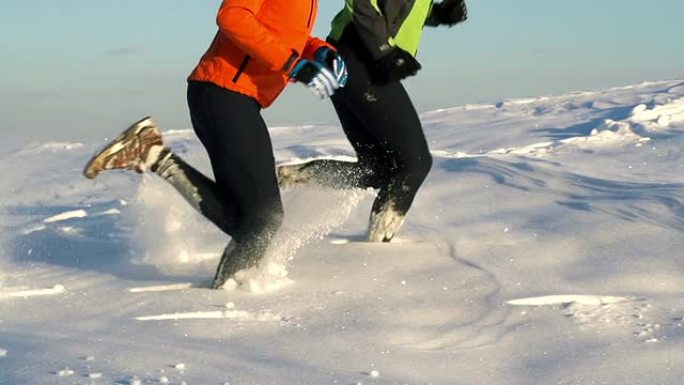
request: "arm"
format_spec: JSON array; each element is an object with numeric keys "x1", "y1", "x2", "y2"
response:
[
  {"x1": 348, "y1": 0, "x2": 421, "y2": 83},
  {"x1": 350, "y1": 0, "x2": 393, "y2": 60},
  {"x1": 217, "y1": 0, "x2": 299, "y2": 72},
  {"x1": 302, "y1": 37, "x2": 335, "y2": 60}
]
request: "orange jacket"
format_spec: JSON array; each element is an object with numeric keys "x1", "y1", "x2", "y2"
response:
[{"x1": 188, "y1": 0, "x2": 331, "y2": 108}]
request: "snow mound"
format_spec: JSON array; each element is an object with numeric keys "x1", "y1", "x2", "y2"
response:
[{"x1": 600, "y1": 97, "x2": 684, "y2": 136}]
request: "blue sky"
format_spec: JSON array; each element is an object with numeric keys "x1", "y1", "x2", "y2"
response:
[{"x1": 1, "y1": 0, "x2": 683, "y2": 146}]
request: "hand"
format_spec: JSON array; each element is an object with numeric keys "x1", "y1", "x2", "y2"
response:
[
  {"x1": 431, "y1": 0, "x2": 468, "y2": 27},
  {"x1": 289, "y1": 59, "x2": 341, "y2": 99},
  {"x1": 373, "y1": 47, "x2": 422, "y2": 83},
  {"x1": 313, "y1": 47, "x2": 348, "y2": 88}
]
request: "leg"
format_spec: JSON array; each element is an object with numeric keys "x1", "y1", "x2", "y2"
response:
[
  {"x1": 332, "y1": 34, "x2": 433, "y2": 241},
  {"x1": 185, "y1": 82, "x2": 284, "y2": 288},
  {"x1": 83, "y1": 116, "x2": 243, "y2": 235},
  {"x1": 353, "y1": 84, "x2": 432, "y2": 241},
  {"x1": 277, "y1": 51, "x2": 394, "y2": 191},
  {"x1": 276, "y1": 100, "x2": 381, "y2": 189},
  {"x1": 84, "y1": 82, "x2": 284, "y2": 288},
  {"x1": 153, "y1": 151, "x2": 244, "y2": 235}
]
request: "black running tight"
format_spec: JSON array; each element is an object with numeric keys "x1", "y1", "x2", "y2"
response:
[
  {"x1": 155, "y1": 81, "x2": 283, "y2": 280},
  {"x1": 282, "y1": 26, "x2": 432, "y2": 219}
]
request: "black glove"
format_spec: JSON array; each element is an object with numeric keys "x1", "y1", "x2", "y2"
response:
[
  {"x1": 373, "y1": 47, "x2": 422, "y2": 83},
  {"x1": 430, "y1": 0, "x2": 468, "y2": 27}
]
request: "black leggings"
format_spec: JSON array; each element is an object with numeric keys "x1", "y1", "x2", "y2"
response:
[
  {"x1": 156, "y1": 81, "x2": 283, "y2": 282},
  {"x1": 282, "y1": 27, "x2": 432, "y2": 218}
]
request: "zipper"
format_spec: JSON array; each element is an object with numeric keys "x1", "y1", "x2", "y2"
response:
[
  {"x1": 232, "y1": 55, "x2": 251, "y2": 83},
  {"x1": 307, "y1": 0, "x2": 314, "y2": 28}
]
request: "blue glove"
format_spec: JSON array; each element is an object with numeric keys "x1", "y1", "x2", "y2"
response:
[
  {"x1": 313, "y1": 47, "x2": 348, "y2": 88},
  {"x1": 289, "y1": 59, "x2": 340, "y2": 99}
]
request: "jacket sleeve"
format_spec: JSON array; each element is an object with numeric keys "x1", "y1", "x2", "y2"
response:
[
  {"x1": 302, "y1": 37, "x2": 335, "y2": 60},
  {"x1": 350, "y1": 0, "x2": 393, "y2": 60},
  {"x1": 217, "y1": 0, "x2": 300, "y2": 72},
  {"x1": 424, "y1": 1, "x2": 439, "y2": 27}
]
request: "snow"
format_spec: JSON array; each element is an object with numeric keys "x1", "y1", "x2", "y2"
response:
[
  {"x1": 134, "y1": 308, "x2": 283, "y2": 322},
  {"x1": 128, "y1": 283, "x2": 194, "y2": 293},
  {"x1": 56, "y1": 368, "x2": 75, "y2": 377},
  {"x1": 42, "y1": 209, "x2": 88, "y2": 224},
  {"x1": 1, "y1": 80, "x2": 683, "y2": 384},
  {"x1": 0, "y1": 284, "x2": 66, "y2": 299}
]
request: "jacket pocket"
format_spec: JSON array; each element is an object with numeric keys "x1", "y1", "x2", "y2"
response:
[{"x1": 232, "y1": 55, "x2": 251, "y2": 83}]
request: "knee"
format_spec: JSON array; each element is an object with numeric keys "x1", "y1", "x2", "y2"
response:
[
  {"x1": 418, "y1": 152, "x2": 433, "y2": 178},
  {"x1": 405, "y1": 150, "x2": 432, "y2": 182}
]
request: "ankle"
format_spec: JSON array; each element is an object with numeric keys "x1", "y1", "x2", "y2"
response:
[{"x1": 150, "y1": 147, "x2": 172, "y2": 173}]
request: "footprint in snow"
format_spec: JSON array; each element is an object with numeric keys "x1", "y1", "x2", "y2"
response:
[{"x1": 506, "y1": 294, "x2": 673, "y2": 341}]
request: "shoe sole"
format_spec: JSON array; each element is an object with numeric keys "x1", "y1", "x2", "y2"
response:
[{"x1": 83, "y1": 116, "x2": 158, "y2": 179}]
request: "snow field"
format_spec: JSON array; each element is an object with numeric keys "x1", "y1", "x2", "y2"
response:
[{"x1": 0, "y1": 80, "x2": 682, "y2": 384}]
